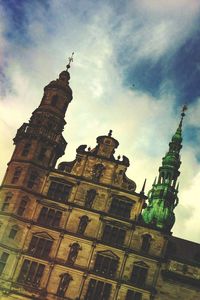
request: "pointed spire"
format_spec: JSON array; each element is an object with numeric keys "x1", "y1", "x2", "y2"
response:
[
  {"x1": 142, "y1": 108, "x2": 187, "y2": 232},
  {"x1": 140, "y1": 178, "x2": 147, "y2": 194}
]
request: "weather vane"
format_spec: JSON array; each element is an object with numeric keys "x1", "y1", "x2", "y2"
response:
[
  {"x1": 181, "y1": 104, "x2": 188, "y2": 117},
  {"x1": 66, "y1": 52, "x2": 74, "y2": 70}
]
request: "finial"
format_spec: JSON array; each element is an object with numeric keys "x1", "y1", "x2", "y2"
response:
[
  {"x1": 108, "y1": 130, "x2": 112, "y2": 137},
  {"x1": 179, "y1": 104, "x2": 187, "y2": 129},
  {"x1": 66, "y1": 52, "x2": 74, "y2": 71},
  {"x1": 140, "y1": 178, "x2": 147, "y2": 194}
]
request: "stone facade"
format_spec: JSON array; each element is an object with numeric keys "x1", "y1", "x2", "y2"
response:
[{"x1": 0, "y1": 67, "x2": 200, "y2": 300}]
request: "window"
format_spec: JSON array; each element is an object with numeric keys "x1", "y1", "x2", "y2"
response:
[
  {"x1": 47, "y1": 181, "x2": 71, "y2": 202},
  {"x1": 102, "y1": 224, "x2": 126, "y2": 246},
  {"x1": 27, "y1": 171, "x2": 38, "y2": 189},
  {"x1": 126, "y1": 290, "x2": 142, "y2": 300},
  {"x1": 57, "y1": 273, "x2": 72, "y2": 297},
  {"x1": 67, "y1": 243, "x2": 81, "y2": 265},
  {"x1": 9, "y1": 225, "x2": 19, "y2": 239},
  {"x1": 11, "y1": 167, "x2": 22, "y2": 184},
  {"x1": 1, "y1": 193, "x2": 12, "y2": 211},
  {"x1": 85, "y1": 279, "x2": 111, "y2": 300},
  {"x1": 22, "y1": 143, "x2": 31, "y2": 156},
  {"x1": 77, "y1": 215, "x2": 89, "y2": 235},
  {"x1": 51, "y1": 95, "x2": 58, "y2": 106},
  {"x1": 38, "y1": 147, "x2": 47, "y2": 161},
  {"x1": 93, "y1": 252, "x2": 118, "y2": 278},
  {"x1": 17, "y1": 259, "x2": 45, "y2": 287},
  {"x1": 16, "y1": 197, "x2": 28, "y2": 216},
  {"x1": 85, "y1": 189, "x2": 96, "y2": 208},
  {"x1": 28, "y1": 235, "x2": 53, "y2": 258},
  {"x1": 130, "y1": 262, "x2": 148, "y2": 287},
  {"x1": 141, "y1": 234, "x2": 151, "y2": 253},
  {"x1": 0, "y1": 252, "x2": 9, "y2": 275},
  {"x1": 38, "y1": 207, "x2": 62, "y2": 227},
  {"x1": 109, "y1": 197, "x2": 132, "y2": 218}
]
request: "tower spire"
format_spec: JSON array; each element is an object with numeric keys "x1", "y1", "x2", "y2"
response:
[{"x1": 142, "y1": 107, "x2": 187, "y2": 232}]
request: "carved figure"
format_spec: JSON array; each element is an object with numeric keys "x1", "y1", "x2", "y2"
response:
[
  {"x1": 85, "y1": 189, "x2": 96, "y2": 208},
  {"x1": 77, "y1": 215, "x2": 89, "y2": 235},
  {"x1": 67, "y1": 242, "x2": 81, "y2": 265},
  {"x1": 57, "y1": 273, "x2": 72, "y2": 297}
]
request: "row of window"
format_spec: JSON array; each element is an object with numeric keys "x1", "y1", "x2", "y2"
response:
[
  {"x1": 21, "y1": 143, "x2": 47, "y2": 161},
  {"x1": 8, "y1": 174, "x2": 134, "y2": 220},
  {"x1": 16, "y1": 258, "x2": 143, "y2": 299},
  {"x1": 11, "y1": 167, "x2": 38, "y2": 189},
  {"x1": 1, "y1": 195, "x2": 152, "y2": 252}
]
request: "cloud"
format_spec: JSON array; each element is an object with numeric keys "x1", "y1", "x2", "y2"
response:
[{"x1": 0, "y1": 0, "x2": 200, "y2": 242}]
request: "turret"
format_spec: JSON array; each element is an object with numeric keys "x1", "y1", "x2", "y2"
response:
[
  {"x1": 142, "y1": 106, "x2": 187, "y2": 232},
  {"x1": 1, "y1": 54, "x2": 74, "y2": 189}
]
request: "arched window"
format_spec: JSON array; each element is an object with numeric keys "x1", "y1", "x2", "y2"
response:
[
  {"x1": 27, "y1": 171, "x2": 38, "y2": 189},
  {"x1": 93, "y1": 251, "x2": 119, "y2": 278},
  {"x1": 22, "y1": 143, "x2": 31, "y2": 156},
  {"x1": 67, "y1": 242, "x2": 81, "y2": 265},
  {"x1": 57, "y1": 273, "x2": 72, "y2": 297},
  {"x1": 85, "y1": 189, "x2": 96, "y2": 208},
  {"x1": 130, "y1": 261, "x2": 148, "y2": 287},
  {"x1": 77, "y1": 215, "x2": 90, "y2": 235},
  {"x1": 8, "y1": 225, "x2": 19, "y2": 239},
  {"x1": 11, "y1": 167, "x2": 22, "y2": 184},
  {"x1": 92, "y1": 164, "x2": 105, "y2": 182},
  {"x1": 1, "y1": 193, "x2": 12, "y2": 211},
  {"x1": 51, "y1": 95, "x2": 58, "y2": 107},
  {"x1": 141, "y1": 234, "x2": 152, "y2": 253},
  {"x1": 16, "y1": 196, "x2": 28, "y2": 216},
  {"x1": 28, "y1": 233, "x2": 53, "y2": 258}
]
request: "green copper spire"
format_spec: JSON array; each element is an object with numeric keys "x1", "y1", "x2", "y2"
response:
[{"x1": 142, "y1": 106, "x2": 187, "y2": 232}]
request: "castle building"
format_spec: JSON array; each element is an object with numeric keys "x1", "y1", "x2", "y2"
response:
[{"x1": 0, "y1": 63, "x2": 200, "y2": 300}]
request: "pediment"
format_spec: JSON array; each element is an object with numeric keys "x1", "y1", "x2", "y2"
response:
[
  {"x1": 97, "y1": 250, "x2": 119, "y2": 260},
  {"x1": 134, "y1": 260, "x2": 148, "y2": 268},
  {"x1": 33, "y1": 231, "x2": 54, "y2": 240}
]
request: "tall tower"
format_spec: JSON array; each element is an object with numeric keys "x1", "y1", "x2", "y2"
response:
[
  {"x1": 0, "y1": 60, "x2": 73, "y2": 295},
  {"x1": 142, "y1": 106, "x2": 187, "y2": 232}
]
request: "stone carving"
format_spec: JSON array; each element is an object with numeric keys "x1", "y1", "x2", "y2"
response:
[
  {"x1": 57, "y1": 273, "x2": 72, "y2": 297},
  {"x1": 77, "y1": 215, "x2": 90, "y2": 235},
  {"x1": 67, "y1": 242, "x2": 81, "y2": 265}
]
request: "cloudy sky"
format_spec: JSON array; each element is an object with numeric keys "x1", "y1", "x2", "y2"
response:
[{"x1": 1, "y1": 0, "x2": 200, "y2": 243}]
